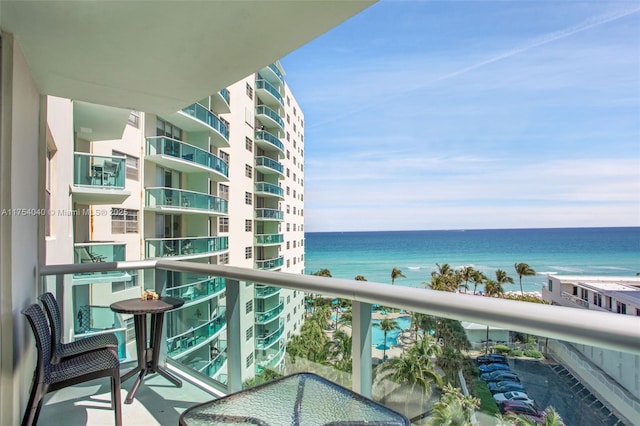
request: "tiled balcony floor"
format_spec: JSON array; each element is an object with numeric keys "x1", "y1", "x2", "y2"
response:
[{"x1": 40, "y1": 365, "x2": 216, "y2": 426}]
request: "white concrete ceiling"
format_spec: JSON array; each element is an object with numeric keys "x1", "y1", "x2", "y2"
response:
[{"x1": 1, "y1": 0, "x2": 374, "y2": 114}]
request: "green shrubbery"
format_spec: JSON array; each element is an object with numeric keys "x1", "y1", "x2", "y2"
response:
[
  {"x1": 524, "y1": 349, "x2": 543, "y2": 359},
  {"x1": 472, "y1": 379, "x2": 500, "y2": 415},
  {"x1": 510, "y1": 349, "x2": 523, "y2": 357},
  {"x1": 491, "y1": 344, "x2": 511, "y2": 354}
]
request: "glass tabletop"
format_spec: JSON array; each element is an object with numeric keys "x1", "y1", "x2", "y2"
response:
[{"x1": 180, "y1": 372, "x2": 409, "y2": 426}]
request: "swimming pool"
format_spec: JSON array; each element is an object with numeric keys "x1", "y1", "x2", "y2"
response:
[{"x1": 372, "y1": 316, "x2": 412, "y2": 347}]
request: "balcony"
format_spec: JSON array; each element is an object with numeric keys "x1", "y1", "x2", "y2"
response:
[
  {"x1": 162, "y1": 103, "x2": 229, "y2": 147},
  {"x1": 255, "y1": 130, "x2": 284, "y2": 155},
  {"x1": 145, "y1": 236, "x2": 228, "y2": 259},
  {"x1": 256, "y1": 321, "x2": 284, "y2": 350},
  {"x1": 256, "y1": 79, "x2": 284, "y2": 107},
  {"x1": 72, "y1": 242, "x2": 130, "y2": 284},
  {"x1": 255, "y1": 234, "x2": 284, "y2": 246},
  {"x1": 255, "y1": 256, "x2": 284, "y2": 270},
  {"x1": 256, "y1": 343, "x2": 286, "y2": 374},
  {"x1": 165, "y1": 277, "x2": 226, "y2": 303},
  {"x1": 255, "y1": 285, "x2": 280, "y2": 298},
  {"x1": 167, "y1": 308, "x2": 227, "y2": 359},
  {"x1": 260, "y1": 63, "x2": 284, "y2": 87},
  {"x1": 146, "y1": 137, "x2": 229, "y2": 181},
  {"x1": 255, "y1": 298, "x2": 284, "y2": 324},
  {"x1": 255, "y1": 208, "x2": 283, "y2": 221},
  {"x1": 146, "y1": 187, "x2": 228, "y2": 216},
  {"x1": 71, "y1": 153, "x2": 131, "y2": 204},
  {"x1": 255, "y1": 156, "x2": 284, "y2": 175},
  {"x1": 255, "y1": 182, "x2": 284, "y2": 198},
  {"x1": 38, "y1": 260, "x2": 640, "y2": 426},
  {"x1": 256, "y1": 105, "x2": 284, "y2": 129},
  {"x1": 210, "y1": 89, "x2": 231, "y2": 114}
]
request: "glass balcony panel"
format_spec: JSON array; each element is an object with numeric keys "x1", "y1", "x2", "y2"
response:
[
  {"x1": 145, "y1": 236, "x2": 229, "y2": 258},
  {"x1": 167, "y1": 308, "x2": 227, "y2": 358},
  {"x1": 146, "y1": 187, "x2": 228, "y2": 214},
  {"x1": 255, "y1": 257, "x2": 284, "y2": 270},
  {"x1": 165, "y1": 277, "x2": 226, "y2": 302},
  {"x1": 255, "y1": 208, "x2": 284, "y2": 221},
  {"x1": 256, "y1": 343, "x2": 286, "y2": 373},
  {"x1": 268, "y1": 63, "x2": 284, "y2": 82},
  {"x1": 256, "y1": 105, "x2": 284, "y2": 128},
  {"x1": 73, "y1": 153, "x2": 126, "y2": 189},
  {"x1": 255, "y1": 234, "x2": 284, "y2": 246},
  {"x1": 255, "y1": 156, "x2": 284, "y2": 174},
  {"x1": 255, "y1": 285, "x2": 281, "y2": 298},
  {"x1": 255, "y1": 130, "x2": 284, "y2": 152},
  {"x1": 219, "y1": 89, "x2": 230, "y2": 106},
  {"x1": 256, "y1": 79, "x2": 284, "y2": 105},
  {"x1": 256, "y1": 321, "x2": 284, "y2": 349},
  {"x1": 146, "y1": 137, "x2": 229, "y2": 177},
  {"x1": 181, "y1": 102, "x2": 229, "y2": 141},
  {"x1": 255, "y1": 298, "x2": 284, "y2": 323},
  {"x1": 255, "y1": 182, "x2": 284, "y2": 197}
]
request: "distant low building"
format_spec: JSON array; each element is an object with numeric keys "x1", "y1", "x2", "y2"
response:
[{"x1": 461, "y1": 322, "x2": 510, "y2": 350}]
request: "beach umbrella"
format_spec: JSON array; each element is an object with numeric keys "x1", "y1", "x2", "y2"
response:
[
  {"x1": 376, "y1": 344, "x2": 390, "y2": 350},
  {"x1": 331, "y1": 299, "x2": 339, "y2": 305}
]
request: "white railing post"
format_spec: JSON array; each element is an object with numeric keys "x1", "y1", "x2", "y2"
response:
[
  {"x1": 352, "y1": 301, "x2": 372, "y2": 397},
  {"x1": 225, "y1": 279, "x2": 242, "y2": 393}
]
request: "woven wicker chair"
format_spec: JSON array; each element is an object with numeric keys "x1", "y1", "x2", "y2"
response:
[
  {"x1": 21, "y1": 304, "x2": 122, "y2": 426},
  {"x1": 39, "y1": 292, "x2": 119, "y2": 363}
]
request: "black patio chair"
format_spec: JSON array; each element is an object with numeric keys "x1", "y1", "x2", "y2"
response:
[
  {"x1": 39, "y1": 292, "x2": 119, "y2": 363},
  {"x1": 21, "y1": 303, "x2": 122, "y2": 426}
]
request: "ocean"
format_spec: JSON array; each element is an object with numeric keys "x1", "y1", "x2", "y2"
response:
[{"x1": 303, "y1": 227, "x2": 640, "y2": 294}]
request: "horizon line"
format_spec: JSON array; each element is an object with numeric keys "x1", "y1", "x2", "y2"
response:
[{"x1": 304, "y1": 225, "x2": 640, "y2": 234}]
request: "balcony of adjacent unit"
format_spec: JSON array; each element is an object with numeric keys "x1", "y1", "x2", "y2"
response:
[
  {"x1": 256, "y1": 105, "x2": 284, "y2": 130},
  {"x1": 256, "y1": 79, "x2": 284, "y2": 108},
  {"x1": 71, "y1": 153, "x2": 131, "y2": 204},
  {"x1": 162, "y1": 103, "x2": 229, "y2": 147},
  {"x1": 255, "y1": 130, "x2": 285, "y2": 157},
  {"x1": 255, "y1": 233, "x2": 284, "y2": 247},
  {"x1": 256, "y1": 342, "x2": 286, "y2": 374},
  {"x1": 210, "y1": 89, "x2": 231, "y2": 114},
  {"x1": 167, "y1": 308, "x2": 227, "y2": 359},
  {"x1": 255, "y1": 156, "x2": 284, "y2": 177},
  {"x1": 254, "y1": 285, "x2": 281, "y2": 298},
  {"x1": 165, "y1": 277, "x2": 226, "y2": 304},
  {"x1": 255, "y1": 208, "x2": 284, "y2": 221},
  {"x1": 145, "y1": 187, "x2": 228, "y2": 216},
  {"x1": 146, "y1": 137, "x2": 229, "y2": 181},
  {"x1": 254, "y1": 182, "x2": 284, "y2": 199},
  {"x1": 259, "y1": 63, "x2": 285, "y2": 87},
  {"x1": 145, "y1": 236, "x2": 229, "y2": 259},
  {"x1": 255, "y1": 298, "x2": 284, "y2": 324},
  {"x1": 204, "y1": 340, "x2": 228, "y2": 378},
  {"x1": 256, "y1": 319, "x2": 284, "y2": 350},
  {"x1": 72, "y1": 242, "x2": 131, "y2": 285},
  {"x1": 74, "y1": 305, "x2": 128, "y2": 360},
  {"x1": 255, "y1": 256, "x2": 284, "y2": 270}
]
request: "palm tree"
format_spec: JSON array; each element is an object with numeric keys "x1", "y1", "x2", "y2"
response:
[
  {"x1": 471, "y1": 270, "x2": 486, "y2": 295},
  {"x1": 354, "y1": 275, "x2": 367, "y2": 281},
  {"x1": 484, "y1": 279, "x2": 504, "y2": 297},
  {"x1": 457, "y1": 266, "x2": 475, "y2": 293},
  {"x1": 514, "y1": 262, "x2": 536, "y2": 296},
  {"x1": 329, "y1": 330, "x2": 352, "y2": 372},
  {"x1": 391, "y1": 267, "x2": 406, "y2": 285},
  {"x1": 428, "y1": 384, "x2": 479, "y2": 426},
  {"x1": 378, "y1": 317, "x2": 399, "y2": 361},
  {"x1": 502, "y1": 406, "x2": 565, "y2": 425},
  {"x1": 312, "y1": 268, "x2": 332, "y2": 277}
]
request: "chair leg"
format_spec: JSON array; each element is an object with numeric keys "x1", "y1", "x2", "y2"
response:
[
  {"x1": 21, "y1": 376, "x2": 42, "y2": 426},
  {"x1": 112, "y1": 373, "x2": 122, "y2": 426}
]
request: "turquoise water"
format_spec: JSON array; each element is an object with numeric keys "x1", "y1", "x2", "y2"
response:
[
  {"x1": 305, "y1": 227, "x2": 640, "y2": 294},
  {"x1": 372, "y1": 316, "x2": 412, "y2": 347}
]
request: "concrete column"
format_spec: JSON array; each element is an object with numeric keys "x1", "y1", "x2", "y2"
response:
[{"x1": 352, "y1": 301, "x2": 372, "y2": 397}]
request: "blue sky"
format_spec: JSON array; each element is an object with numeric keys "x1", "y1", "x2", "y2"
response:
[{"x1": 280, "y1": 1, "x2": 640, "y2": 232}]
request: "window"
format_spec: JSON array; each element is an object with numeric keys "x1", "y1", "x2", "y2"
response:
[
  {"x1": 287, "y1": 295, "x2": 291, "y2": 303},
  {"x1": 219, "y1": 217, "x2": 229, "y2": 232},
  {"x1": 548, "y1": 279, "x2": 553, "y2": 291},
  {"x1": 287, "y1": 96, "x2": 290, "y2": 106},
  {"x1": 219, "y1": 150, "x2": 230, "y2": 163},
  {"x1": 245, "y1": 247, "x2": 252, "y2": 259},
  {"x1": 219, "y1": 184, "x2": 229, "y2": 200},
  {"x1": 219, "y1": 253, "x2": 229, "y2": 264},
  {"x1": 286, "y1": 187, "x2": 290, "y2": 195},
  {"x1": 245, "y1": 192, "x2": 252, "y2": 205},
  {"x1": 286, "y1": 132, "x2": 290, "y2": 141},
  {"x1": 112, "y1": 271, "x2": 139, "y2": 292},
  {"x1": 286, "y1": 168, "x2": 290, "y2": 177},
  {"x1": 293, "y1": 107, "x2": 297, "y2": 116},
  {"x1": 246, "y1": 300, "x2": 253, "y2": 314},
  {"x1": 111, "y1": 209, "x2": 138, "y2": 233},
  {"x1": 245, "y1": 164, "x2": 253, "y2": 178},
  {"x1": 246, "y1": 327, "x2": 254, "y2": 341},
  {"x1": 287, "y1": 259, "x2": 290, "y2": 267},
  {"x1": 128, "y1": 111, "x2": 140, "y2": 128},
  {"x1": 246, "y1": 353, "x2": 254, "y2": 368},
  {"x1": 286, "y1": 223, "x2": 290, "y2": 232},
  {"x1": 286, "y1": 150, "x2": 290, "y2": 159},
  {"x1": 286, "y1": 242, "x2": 290, "y2": 250},
  {"x1": 245, "y1": 137, "x2": 253, "y2": 152},
  {"x1": 156, "y1": 118, "x2": 183, "y2": 140},
  {"x1": 286, "y1": 114, "x2": 290, "y2": 124},
  {"x1": 245, "y1": 220, "x2": 252, "y2": 232},
  {"x1": 246, "y1": 83, "x2": 253, "y2": 99},
  {"x1": 286, "y1": 204, "x2": 290, "y2": 214},
  {"x1": 287, "y1": 313, "x2": 291, "y2": 322},
  {"x1": 294, "y1": 306, "x2": 297, "y2": 314},
  {"x1": 113, "y1": 150, "x2": 139, "y2": 181},
  {"x1": 293, "y1": 241, "x2": 297, "y2": 248},
  {"x1": 293, "y1": 123, "x2": 297, "y2": 132}
]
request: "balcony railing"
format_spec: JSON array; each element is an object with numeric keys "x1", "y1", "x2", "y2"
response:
[
  {"x1": 561, "y1": 291, "x2": 589, "y2": 308},
  {"x1": 255, "y1": 234, "x2": 284, "y2": 246},
  {"x1": 165, "y1": 277, "x2": 226, "y2": 302},
  {"x1": 181, "y1": 102, "x2": 229, "y2": 141},
  {"x1": 255, "y1": 130, "x2": 284, "y2": 153},
  {"x1": 145, "y1": 236, "x2": 228, "y2": 258},
  {"x1": 255, "y1": 298, "x2": 284, "y2": 323},
  {"x1": 268, "y1": 63, "x2": 284, "y2": 82},
  {"x1": 256, "y1": 343, "x2": 286, "y2": 373},
  {"x1": 254, "y1": 285, "x2": 280, "y2": 298},
  {"x1": 167, "y1": 308, "x2": 227, "y2": 357},
  {"x1": 256, "y1": 257, "x2": 284, "y2": 270},
  {"x1": 39, "y1": 259, "x2": 640, "y2": 424},
  {"x1": 146, "y1": 187, "x2": 228, "y2": 215},
  {"x1": 256, "y1": 79, "x2": 284, "y2": 105},
  {"x1": 146, "y1": 137, "x2": 229, "y2": 178},
  {"x1": 73, "y1": 153, "x2": 126, "y2": 189},
  {"x1": 255, "y1": 208, "x2": 283, "y2": 221},
  {"x1": 256, "y1": 321, "x2": 284, "y2": 349},
  {"x1": 73, "y1": 242, "x2": 129, "y2": 283},
  {"x1": 256, "y1": 105, "x2": 284, "y2": 128},
  {"x1": 255, "y1": 156, "x2": 284, "y2": 174},
  {"x1": 219, "y1": 89, "x2": 230, "y2": 106},
  {"x1": 255, "y1": 182, "x2": 284, "y2": 198}
]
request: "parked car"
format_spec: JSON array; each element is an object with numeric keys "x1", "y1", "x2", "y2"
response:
[
  {"x1": 489, "y1": 380, "x2": 526, "y2": 394},
  {"x1": 501, "y1": 400, "x2": 545, "y2": 421},
  {"x1": 478, "y1": 363, "x2": 510, "y2": 373},
  {"x1": 494, "y1": 391, "x2": 535, "y2": 406},
  {"x1": 480, "y1": 371, "x2": 520, "y2": 383},
  {"x1": 476, "y1": 354, "x2": 508, "y2": 364}
]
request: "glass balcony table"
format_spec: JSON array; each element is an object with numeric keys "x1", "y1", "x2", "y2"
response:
[
  {"x1": 110, "y1": 296, "x2": 184, "y2": 404},
  {"x1": 179, "y1": 372, "x2": 409, "y2": 425}
]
